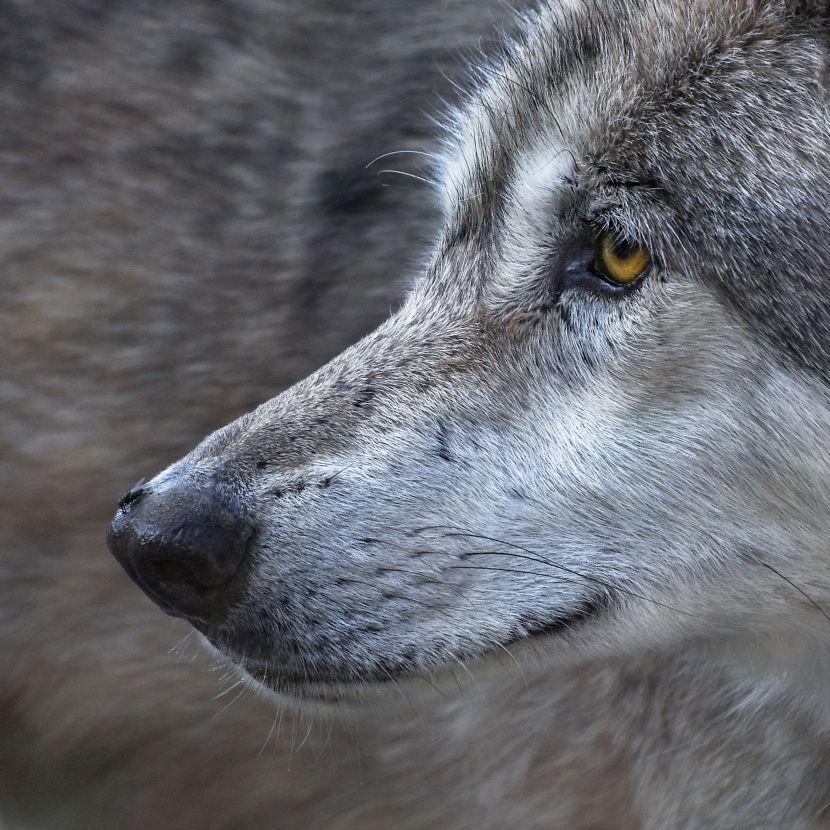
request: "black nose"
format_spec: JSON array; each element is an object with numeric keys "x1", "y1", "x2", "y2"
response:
[{"x1": 107, "y1": 479, "x2": 254, "y2": 625}]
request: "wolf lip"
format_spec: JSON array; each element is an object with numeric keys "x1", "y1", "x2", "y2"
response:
[{"x1": 196, "y1": 591, "x2": 608, "y2": 697}]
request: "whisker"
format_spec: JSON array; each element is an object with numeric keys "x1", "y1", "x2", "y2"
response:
[
  {"x1": 483, "y1": 68, "x2": 569, "y2": 145},
  {"x1": 324, "y1": 464, "x2": 353, "y2": 484},
  {"x1": 210, "y1": 679, "x2": 244, "y2": 701},
  {"x1": 376, "y1": 590, "x2": 458, "y2": 618},
  {"x1": 419, "y1": 670, "x2": 450, "y2": 700},
  {"x1": 288, "y1": 705, "x2": 302, "y2": 763},
  {"x1": 311, "y1": 720, "x2": 336, "y2": 765},
  {"x1": 331, "y1": 572, "x2": 471, "y2": 616},
  {"x1": 757, "y1": 559, "x2": 830, "y2": 625},
  {"x1": 383, "y1": 565, "x2": 476, "y2": 607},
  {"x1": 275, "y1": 703, "x2": 285, "y2": 748},
  {"x1": 416, "y1": 524, "x2": 697, "y2": 618},
  {"x1": 449, "y1": 562, "x2": 580, "y2": 581},
  {"x1": 369, "y1": 540, "x2": 476, "y2": 607},
  {"x1": 296, "y1": 718, "x2": 316, "y2": 752},
  {"x1": 376, "y1": 168, "x2": 434, "y2": 186},
  {"x1": 168, "y1": 631, "x2": 194, "y2": 657},
  {"x1": 494, "y1": 641, "x2": 529, "y2": 691},
  {"x1": 365, "y1": 149, "x2": 439, "y2": 169},
  {"x1": 259, "y1": 707, "x2": 281, "y2": 757},
  {"x1": 211, "y1": 684, "x2": 248, "y2": 717}
]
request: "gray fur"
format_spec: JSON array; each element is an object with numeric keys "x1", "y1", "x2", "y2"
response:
[
  {"x1": 135, "y1": 0, "x2": 830, "y2": 825},
  {"x1": 9, "y1": 0, "x2": 830, "y2": 828}
]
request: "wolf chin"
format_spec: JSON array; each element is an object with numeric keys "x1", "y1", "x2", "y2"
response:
[{"x1": 107, "y1": 0, "x2": 830, "y2": 826}]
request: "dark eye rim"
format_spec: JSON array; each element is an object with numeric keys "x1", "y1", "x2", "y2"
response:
[
  {"x1": 553, "y1": 224, "x2": 656, "y2": 303},
  {"x1": 587, "y1": 257, "x2": 652, "y2": 290}
]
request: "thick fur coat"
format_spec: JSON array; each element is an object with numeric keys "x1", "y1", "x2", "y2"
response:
[{"x1": 10, "y1": 1, "x2": 830, "y2": 828}]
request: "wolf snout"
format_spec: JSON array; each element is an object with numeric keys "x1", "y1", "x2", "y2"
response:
[{"x1": 106, "y1": 480, "x2": 254, "y2": 625}]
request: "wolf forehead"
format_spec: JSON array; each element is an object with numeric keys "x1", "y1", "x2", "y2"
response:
[
  {"x1": 444, "y1": 0, "x2": 827, "y2": 204},
  {"x1": 440, "y1": 0, "x2": 830, "y2": 379}
]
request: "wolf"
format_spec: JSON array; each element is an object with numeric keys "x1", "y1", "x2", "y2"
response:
[
  {"x1": 0, "y1": 1, "x2": 529, "y2": 828},
  {"x1": 103, "y1": 0, "x2": 830, "y2": 826}
]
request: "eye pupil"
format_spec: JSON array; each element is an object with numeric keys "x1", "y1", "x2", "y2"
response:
[{"x1": 609, "y1": 238, "x2": 639, "y2": 259}]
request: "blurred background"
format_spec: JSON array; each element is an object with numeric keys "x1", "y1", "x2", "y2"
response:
[{"x1": 0, "y1": 1, "x2": 521, "y2": 827}]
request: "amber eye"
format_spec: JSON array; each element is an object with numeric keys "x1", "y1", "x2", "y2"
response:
[{"x1": 591, "y1": 224, "x2": 651, "y2": 286}]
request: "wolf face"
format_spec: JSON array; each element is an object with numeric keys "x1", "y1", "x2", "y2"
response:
[{"x1": 109, "y1": 0, "x2": 830, "y2": 710}]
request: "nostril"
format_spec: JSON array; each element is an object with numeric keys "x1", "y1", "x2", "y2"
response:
[{"x1": 118, "y1": 479, "x2": 147, "y2": 511}]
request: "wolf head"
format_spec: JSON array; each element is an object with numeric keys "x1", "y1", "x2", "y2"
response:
[{"x1": 109, "y1": 0, "x2": 830, "y2": 702}]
